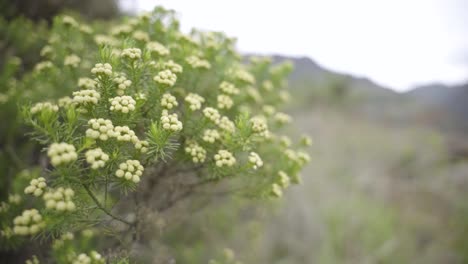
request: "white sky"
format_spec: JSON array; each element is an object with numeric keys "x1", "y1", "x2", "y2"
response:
[{"x1": 120, "y1": 0, "x2": 468, "y2": 91}]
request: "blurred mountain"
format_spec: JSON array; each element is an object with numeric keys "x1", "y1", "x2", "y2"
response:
[{"x1": 273, "y1": 55, "x2": 468, "y2": 136}]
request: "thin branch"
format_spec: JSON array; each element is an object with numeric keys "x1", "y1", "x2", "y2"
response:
[{"x1": 82, "y1": 184, "x2": 133, "y2": 226}]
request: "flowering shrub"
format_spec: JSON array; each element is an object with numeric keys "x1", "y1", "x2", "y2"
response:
[{"x1": 0, "y1": 7, "x2": 310, "y2": 263}]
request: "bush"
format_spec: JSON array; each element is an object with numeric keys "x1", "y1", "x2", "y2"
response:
[{"x1": 0, "y1": 7, "x2": 310, "y2": 262}]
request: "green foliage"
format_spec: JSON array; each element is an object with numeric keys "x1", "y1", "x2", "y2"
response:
[{"x1": 0, "y1": 7, "x2": 309, "y2": 262}]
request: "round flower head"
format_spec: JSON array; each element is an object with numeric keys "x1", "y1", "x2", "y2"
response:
[
  {"x1": 86, "y1": 118, "x2": 116, "y2": 141},
  {"x1": 91, "y1": 63, "x2": 112, "y2": 77},
  {"x1": 202, "y1": 129, "x2": 220, "y2": 143},
  {"x1": 146, "y1": 41, "x2": 170, "y2": 56},
  {"x1": 203, "y1": 107, "x2": 221, "y2": 124},
  {"x1": 8, "y1": 194, "x2": 21, "y2": 204},
  {"x1": 114, "y1": 126, "x2": 139, "y2": 143},
  {"x1": 262, "y1": 105, "x2": 276, "y2": 116},
  {"x1": 154, "y1": 69, "x2": 177, "y2": 87},
  {"x1": 64, "y1": 54, "x2": 81, "y2": 67},
  {"x1": 85, "y1": 148, "x2": 109, "y2": 169},
  {"x1": 160, "y1": 110, "x2": 183, "y2": 132},
  {"x1": 34, "y1": 61, "x2": 53, "y2": 72},
  {"x1": 185, "y1": 142, "x2": 206, "y2": 163},
  {"x1": 13, "y1": 209, "x2": 45, "y2": 236},
  {"x1": 185, "y1": 56, "x2": 211, "y2": 69},
  {"x1": 72, "y1": 253, "x2": 91, "y2": 264},
  {"x1": 109, "y1": 95, "x2": 136, "y2": 113},
  {"x1": 94, "y1": 35, "x2": 118, "y2": 46},
  {"x1": 62, "y1": 15, "x2": 78, "y2": 27},
  {"x1": 25, "y1": 255, "x2": 40, "y2": 264},
  {"x1": 274, "y1": 112, "x2": 292, "y2": 124},
  {"x1": 214, "y1": 150, "x2": 236, "y2": 167},
  {"x1": 163, "y1": 60, "x2": 183, "y2": 73},
  {"x1": 161, "y1": 93, "x2": 178, "y2": 109},
  {"x1": 113, "y1": 74, "x2": 131, "y2": 95},
  {"x1": 121, "y1": 48, "x2": 142, "y2": 60},
  {"x1": 40, "y1": 45, "x2": 53, "y2": 57},
  {"x1": 248, "y1": 152, "x2": 263, "y2": 170},
  {"x1": 30, "y1": 102, "x2": 59, "y2": 114},
  {"x1": 132, "y1": 30, "x2": 150, "y2": 42},
  {"x1": 47, "y1": 143, "x2": 77, "y2": 166},
  {"x1": 217, "y1": 94, "x2": 233, "y2": 109},
  {"x1": 218, "y1": 116, "x2": 235, "y2": 133},
  {"x1": 24, "y1": 177, "x2": 47, "y2": 197},
  {"x1": 279, "y1": 136, "x2": 292, "y2": 147},
  {"x1": 271, "y1": 183, "x2": 283, "y2": 198},
  {"x1": 134, "y1": 140, "x2": 149, "y2": 153},
  {"x1": 43, "y1": 187, "x2": 76, "y2": 212},
  {"x1": 234, "y1": 68, "x2": 256, "y2": 84},
  {"x1": 79, "y1": 24, "x2": 93, "y2": 34},
  {"x1": 72, "y1": 89, "x2": 100, "y2": 105},
  {"x1": 278, "y1": 171, "x2": 291, "y2": 188},
  {"x1": 115, "y1": 160, "x2": 144, "y2": 183},
  {"x1": 250, "y1": 116, "x2": 269, "y2": 137},
  {"x1": 185, "y1": 93, "x2": 205, "y2": 111},
  {"x1": 58, "y1": 96, "x2": 73, "y2": 108},
  {"x1": 78, "y1": 77, "x2": 97, "y2": 90},
  {"x1": 219, "y1": 81, "x2": 239, "y2": 95},
  {"x1": 111, "y1": 24, "x2": 132, "y2": 36}
]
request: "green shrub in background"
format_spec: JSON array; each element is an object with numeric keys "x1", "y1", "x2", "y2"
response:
[{"x1": 0, "y1": 7, "x2": 310, "y2": 263}]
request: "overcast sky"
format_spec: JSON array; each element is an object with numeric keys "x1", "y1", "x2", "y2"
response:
[{"x1": 120, "y1": 0, "x2": 468, "y2": 91}]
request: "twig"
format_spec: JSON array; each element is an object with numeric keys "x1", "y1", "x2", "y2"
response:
[{"x1": 82, "y1": 184, "x2": 133, "y2": 226}]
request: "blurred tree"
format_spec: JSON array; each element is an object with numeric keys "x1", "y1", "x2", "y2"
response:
[{"x1": 0, "y1": 0, "x2": 119, "y2": 21}]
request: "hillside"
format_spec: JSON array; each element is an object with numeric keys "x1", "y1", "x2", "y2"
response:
[{"x1": 276, "y1": 55, "x2": 468, "y2": 136}]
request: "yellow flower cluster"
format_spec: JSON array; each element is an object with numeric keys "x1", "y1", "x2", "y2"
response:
[
  {"x1": 112, "y1": 74, "x2": 131, "y2": 95},
  {"x1": 109, "y1": 95, "x2": 136, "y2": 113},
  {"x1": 185, "y1": 93, "x2": 205, "y2": 111},
  {"x1": 185, "y1": 142, "x2": 206, "y2": 163},
  {"x1": 134, "y1": 140, "x2": 149, "y2": 153},
  {"x1": 34, "y1": 61, "x2": 53, "y2": 72},
  {"x1": 218, "y1": 116, "x2": 235, "y2": 133},
  {"x1": 133, "y1": 30, "x2": 150, "y2": 42},
  {"x1": 86, "y1": 118, "x2": 115, "y2": 140},
  {"x1": 115, "y1": 160, "x2": 144, "y2": 183},
  {"x1": 30, "y1": 102, "x2": 59, "y2": 114},
  {"x1": 24, "y1": 177, "x2": 47, "y2": 197},
  {"x1": 163, "y1": 60, "x2": 183, "y2": 73},
  {"x1": 85, "y1": 148, "x2": 109, "y2": 169},
  {"x1": 72, "y1": 89, "x2": 100, "y2": 105},
  {"x1": 161, "y1": 110, "x2": 183, "y2": 132},
  {"x1": 202, "y1": 129, "x2": 220, "y2": 143},
  {"x1": 203, "y1": 107, "x2": 221, "y2": 124},
  {"x1": 154, "y1": 69, "x2": 177, "y2": 87},
  {"x1": 217, "y1": 95, "x2": 233, "y2": 109},
  {"x1": 91, "y1": 63, "x2": 113, "y2": 77},
  {"x1": 43, "y1": 187, "x2": 76, "y2": 211},
  {"x1": 64, "y1": 54, "x2": 81, "y2": 67},
  {"x1": 274, "y1": 112, "x2": 292, "y2": 124},
  {"x1": 78, "y1": 77, "x2": 97, "y2": 89},
  {"x1": 47, "y1": 143, "x2": 78, "y2": 166},
  {"x1": 161, "y1": 93, "x2": 178, "y2": 109},
  {"x1": 214, "y1": 150, "x2": 236, "y2": 167},
  {"x1": 219, "y1": 81, "x2": 239, "y2": 95},
  {"x1": 121, "y1": 48, "x2": 142, "y2": 60},
  {"x1": 146, "y1": 41, "x2": 170, "y2": 56},
  {"x1": 71, "y1": 251, "x2": 104, "y2": 264},
  {"x1": 114, "y1": 125, "x2": 139, "y2": 142},
  {"x1": 13, "y1": 209, "x2": 45, "y2": 235},
  {"x1": 250, "y1": 116, "x2": 269, "y2": 137},
  {"x1": 186, "y1": 55, "x2": 211, "y2": 69},
  {"x1": 248, "y1": 152, "x2": 263, "y2": 170}
]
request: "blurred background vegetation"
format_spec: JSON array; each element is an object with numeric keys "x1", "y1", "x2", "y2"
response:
[{"x1": 2, "y1": 1, "x2": 468, "y2": 263}]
